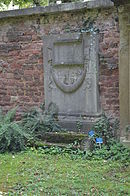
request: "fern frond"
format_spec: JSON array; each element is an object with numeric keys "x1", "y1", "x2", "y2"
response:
[
  {"x1": 4, "y1": 107, "x2": 17, "y2": 123},
  {"x1": 0, "y1": 107, "x2": 31, "y2": 153}
]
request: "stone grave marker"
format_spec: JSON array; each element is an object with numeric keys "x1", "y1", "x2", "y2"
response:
[{"x1": 43, "y1": 32, "x2": 101, "y2": 131}]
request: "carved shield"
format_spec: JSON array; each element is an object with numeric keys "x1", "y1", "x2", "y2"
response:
[{"x1": 51, "y1": 38, "x2": 86, "y2": 93}]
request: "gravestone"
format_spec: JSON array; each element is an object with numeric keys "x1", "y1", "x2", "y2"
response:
[{"x1": 43, "y1": 32, "x2": 101, "y2": 131}]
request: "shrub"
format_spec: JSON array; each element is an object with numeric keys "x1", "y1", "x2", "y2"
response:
[
  {"x1": 93, "y1": 113, "x2": 119, "y2": 144},
  {"x1": 87, "y1": 114, "x2": 130, "y2": 161},
  {"x1": 22, "y1": 103, "x2": 61, "y2": 139},
  {"x1": 0, "y1": 107, "x2": 30, "y2": 153}
]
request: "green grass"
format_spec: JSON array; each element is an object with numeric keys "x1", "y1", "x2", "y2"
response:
[{"x1": 0, "y1": 149, "x2": 129, "y2": 195}]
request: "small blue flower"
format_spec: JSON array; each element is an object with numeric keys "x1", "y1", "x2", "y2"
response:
[
  {"x1": 96, "y1": 138, "x2": 103, "y2": 144},
  {"x1": 88, "y1": 130, "x2": 95, "y2": 137}
]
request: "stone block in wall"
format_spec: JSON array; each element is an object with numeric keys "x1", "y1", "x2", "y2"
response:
[{"x1": 43, "y1": 32, "x2": 101, "y2": 131}]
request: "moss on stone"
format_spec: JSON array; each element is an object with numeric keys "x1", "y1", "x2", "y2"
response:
[{"x1": 38, "y1": 131, "x2": 88, "y2": 144}]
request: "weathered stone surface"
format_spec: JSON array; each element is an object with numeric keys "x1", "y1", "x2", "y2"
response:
[
  {"x1": 118, "y1": 3, "x2": 130, "y2": 145},
  {"x1": 43, "y1": 32, "x2": 101, "y2": 130},
  {"x1": 0, "y1": 1, "x2": 114, "y2": 20},
  {"x1": 38, "y1": 132, "x2": 87, "y2": 144}
]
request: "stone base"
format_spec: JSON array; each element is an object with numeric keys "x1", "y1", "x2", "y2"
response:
[
  {"x1": 120, "y1": 137, "x2": 130, "y2": 148},
  {"x1": 58, "y1": 113, "x2": 101, "y2": 132}
]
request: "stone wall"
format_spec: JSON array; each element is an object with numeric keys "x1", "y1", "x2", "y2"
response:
[{"x1": 0, "y1": 1, "x2": 119, "y2": 118}]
